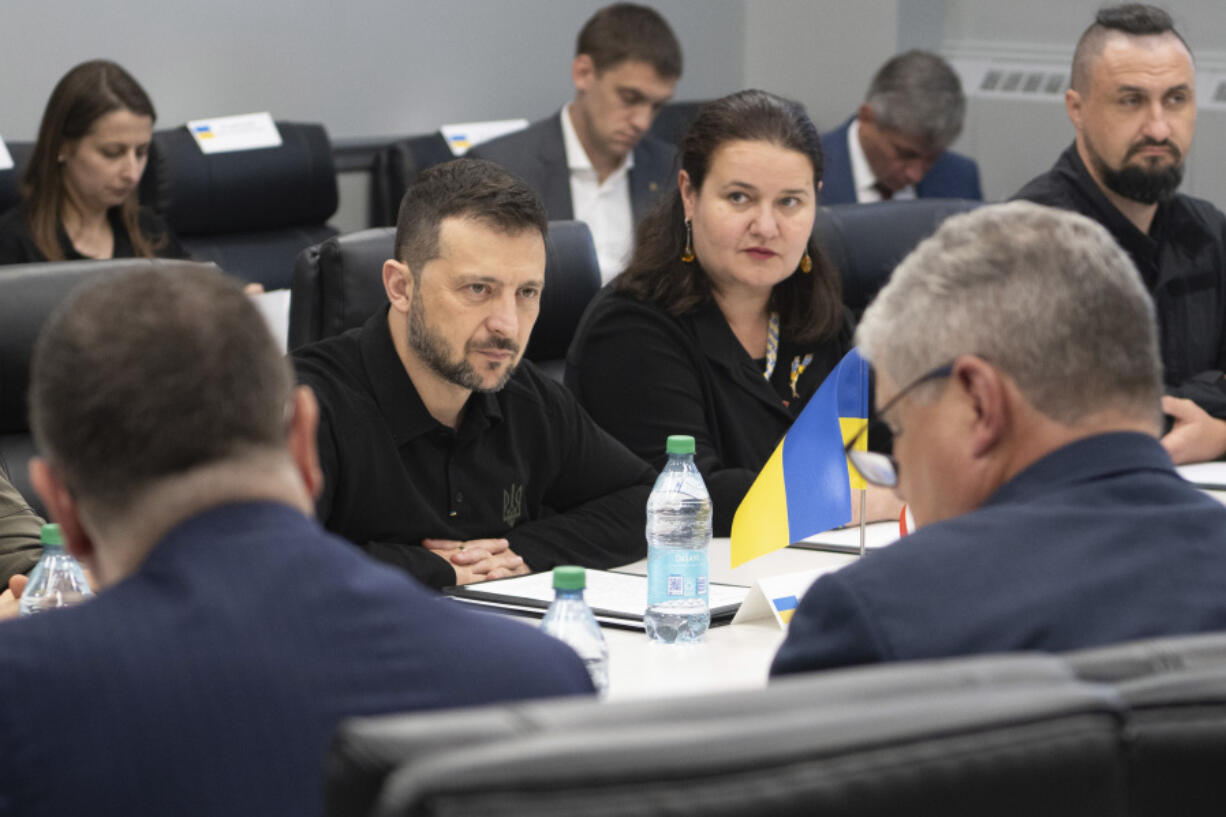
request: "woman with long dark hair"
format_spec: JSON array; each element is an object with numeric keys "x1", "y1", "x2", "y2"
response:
[
  {"x1": 0, "y1": 60, "x2": 185, "y2": 263},
  {"x1": 566, "y1": 89, "x2": 898, "y2": 535}
]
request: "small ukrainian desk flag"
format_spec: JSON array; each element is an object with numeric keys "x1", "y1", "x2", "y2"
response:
[{"x1": 731, "y1": 347, "x2": 870, "y2": 567}]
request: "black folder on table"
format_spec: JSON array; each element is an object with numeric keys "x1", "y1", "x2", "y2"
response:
[{"x1": 445, "y1": 570, "x2": 749, "y2": 631}]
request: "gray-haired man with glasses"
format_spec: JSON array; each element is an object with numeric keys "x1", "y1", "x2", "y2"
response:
[{"x1": 772, "y1": 201, "x2": 1226, "y2": 675}]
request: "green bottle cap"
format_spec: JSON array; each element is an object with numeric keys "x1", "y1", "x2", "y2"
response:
[
  {"x1": 666, "y1": 435, "x2": 696, "y2": 455},
  {"x1": 40, "y1": 523, "x2": 63, "y2": 546},
  {"x1": 552, "y1": 565, "x2": 586, "y2": 591}
]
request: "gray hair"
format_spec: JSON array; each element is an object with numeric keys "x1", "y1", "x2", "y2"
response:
[
  {"x1": 865, "y1": 50, "x2": 966, "y2": 152},
  {"x1": 857, "y1": 201, "x2": 1162, "y2": 425}
]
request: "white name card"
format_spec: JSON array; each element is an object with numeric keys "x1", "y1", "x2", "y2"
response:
[
  {"x1": 186, "y1": 112, "x2": 282, "y2": 155},
  {"x1": 440, "y1": 118, "x2": 529, "y2": 156},
  {"x1": 732, "y1": 568, "x2": 825, "y2": 628},
  {"x1": 0, "y1": 136, "x2": 13, "y2": 171}
]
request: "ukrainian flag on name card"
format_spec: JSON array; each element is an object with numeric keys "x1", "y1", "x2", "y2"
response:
[
  {"x1": 730, "y1": 347, "x2": 870, "y2": 567},
  {"x1": 193, "y1": 124, "x2": 214, "y2": 139}
]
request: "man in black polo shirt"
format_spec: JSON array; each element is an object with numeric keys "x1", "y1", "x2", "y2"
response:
[
  {"x1": 293, "y1": 160, "x2": 655, "y2": 589},
  {"x1": 1014, "y1": 3, "x2": 1226, "y2": 464}
]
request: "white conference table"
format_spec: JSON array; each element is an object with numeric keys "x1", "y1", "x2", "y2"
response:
[
  {"x1": 583, "y1": 470, "x2": 1224, "y2": 702},
  {"x1": 598, "y1": 529, "x2": 886, "y2": 702}
]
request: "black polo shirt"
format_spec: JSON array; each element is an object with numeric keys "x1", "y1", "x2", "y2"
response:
[
  {"x1": 1014, "y1": 144, "x2": 1226, "y2": 416},
  {"x1": 292, "y1": 307, "x2": 656, "y2": 589}
]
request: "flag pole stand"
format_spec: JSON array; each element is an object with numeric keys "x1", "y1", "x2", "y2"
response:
[{"x1": 858, "y1": 489, "x2": 867, "y2": 557}]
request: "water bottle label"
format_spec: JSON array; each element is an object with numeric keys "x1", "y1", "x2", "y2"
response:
[{"x1": 648, "y1": 547, "x2": 708, "y2": 606}]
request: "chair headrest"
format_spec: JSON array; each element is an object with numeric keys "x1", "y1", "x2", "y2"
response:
[
  {"x1": 0, "y1": 258, "x2": 221, "y2": 432},
  {"x1": 815, "y1": 198, "x2": 982, "y2": 313},
  {"x1": 142, "y1": 121, "x2": 338, "y2": 236},
  {"x1": 289, "y1": 221, "x2": 600, "y2": 363}
]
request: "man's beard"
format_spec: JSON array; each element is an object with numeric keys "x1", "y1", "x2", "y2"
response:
[
  {"x1": 408, "y1": 296, "x2": 519, "y2": 393},
  {"x1": 1089, "y1": 136, "x2": 1184, "y2": 205}
]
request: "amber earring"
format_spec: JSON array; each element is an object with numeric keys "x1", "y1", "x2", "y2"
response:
[
  {"x1": 681, "y1": 219, "x2": 695, "y2": 263},
  {"x1": 799, "y1": 251, "x2": 812, "y2": 274}
]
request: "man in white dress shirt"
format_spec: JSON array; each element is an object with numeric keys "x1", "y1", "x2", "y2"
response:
[
  {"x1": 820, "y1": 50, "x2": 982, "y2": 205},
  {"x1": 471, "y1": 3, "x2": 682, "y2": 281}
]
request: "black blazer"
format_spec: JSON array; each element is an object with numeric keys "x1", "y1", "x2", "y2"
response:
[
  {"x1": 565, "y1": 287, "x2": 852, "y2": 535},
  {"x1": 470, "y1": 112, "x2": 676, "y2": 224}
]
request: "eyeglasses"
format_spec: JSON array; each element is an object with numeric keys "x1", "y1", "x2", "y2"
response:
[{"x1": 844, "y1": 363, "x2": 953, "y2": 488}]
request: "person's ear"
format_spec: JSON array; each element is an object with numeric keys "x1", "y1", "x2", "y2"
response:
[
  {"x1": 679, "y1": 169, "x2": 697, "y2": 221},
  {"x1": 954, "y1": 357, "x2": 1008, "y2": 459},
  {"x1": 572, "y1": 54, "x2": 596, "y2": 93},
  {"x1": 286, "y1": 386, "x2": 323, "y2": 501},
  {"x1": 1065, "y1": 88, "x2": 1084, "y2": 131},
  {"x1": 856, "y1": 103, "x2": 876, "y2": 129},
  {"x1": 29, "y1": 458, "x2": 97, "y2": 567},
  {"x1": 383, "y1": 259, "x2": 414, "y2": 314}
]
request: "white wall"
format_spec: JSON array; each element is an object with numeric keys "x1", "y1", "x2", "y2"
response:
[
  {"x1": 938, "y1": 0, "x2": 1226, "y2": 206},
  {"x1": 0, "y1": 0, "x2": 744, "y2": 142},
  {"x1": 743, "y1": 0, "x2": 899, "y2": 134},
  {"x1": 6, "y1": 1, "x2": 1226, "y2": 216}
]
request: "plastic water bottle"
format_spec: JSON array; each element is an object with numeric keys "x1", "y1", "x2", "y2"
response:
[
  {"x1": 540, "y1": 566, "x2": 609, "y2": 695},
  {"x1": 18, "y1": 523, "x2": 94, "y2": 617},
  {"x1": 645, "y1": 434, "x2": 712, "y2": 643}
]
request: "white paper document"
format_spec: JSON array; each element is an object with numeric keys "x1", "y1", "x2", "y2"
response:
[
  {"x1": 792, "y1": 520, "x2": 901, "y2": 554},
  {"x1": 446, "y1": 569, "x2": 749, "y2": 629},
  {"x1": 187, "y1": 112, "x2": 282, "y2": 155},
  {"x1": 0, "y1": 136, "x2": 13, "y2": 171},
  {"x1": 1177, "y1": 462, "x2": 1226, "y2": 490},
  {"x1": 249, "y1": 288, "x2": 291, "y2": 353}
]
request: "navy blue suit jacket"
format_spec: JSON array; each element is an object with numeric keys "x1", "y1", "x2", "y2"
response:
[
  {"x1": 819, "y1": 118, "x2": 982, "y2": 205},
  {"x1": 772, "y1": 433, "x2": 1226, "y2": 675},
  {"x1": 470, "y1": 111, "x2": 676, "y2": 224},
  {"x1": 0, "y1": 502, "x2": 592, "y2": 817}
]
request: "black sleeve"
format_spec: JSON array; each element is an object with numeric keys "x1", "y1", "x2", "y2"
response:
[
  {"x1": 568, "y1": 303, "x2": 754, "y2": 535},
  {"x1": 769, "y1": 572, "x2": 890, "y2": 676},
  {"x1": 309, "y1": 383, "x2": 458, "y2": 589},
  {"x1": 505, "y1": 379, "x2": 656, "y2": 572},
  {"x1": 1164, "y1": 217, "x2": 1226, "y2": 419},
  {"x1": 1166, "y1": 372, "x2": 1226, "y2": 419}
]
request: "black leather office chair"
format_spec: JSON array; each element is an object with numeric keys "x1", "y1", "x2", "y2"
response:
[
  {"x1": 1063, "y1": 632, "x2": 1226, "y2": 817},
  {"x1": 140, "y1": 121, "x2": 339, "y2": 290},
  {"x1": 815, "y1": 199, "x2": 983, "y2": 317},
  {"x1": 289, "y1": 220, "x2": 599, "y2": 381},
  {"x1": 0, "y1": 258, "x2": 220, "y2": 514},
  {"x1": 325, "y1": 652, "x2": 1126, "y2": 817},
  {"x1": 0, "y1": 141, "x2": 33, "y2": 215},
  {"x1": 368, "y1": 133, "x2": 455, "y2": 228},
  {"x1": 647, "y1": 100, "x2": 708, "y2": 149}
]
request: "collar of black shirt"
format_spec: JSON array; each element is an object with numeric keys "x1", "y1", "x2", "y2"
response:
[
  {"x1": 1056, "y1": 143, "x2": 1168, "y2": 257},
  {"x1": 359, "y1": 307, "x2": 504, "y2": 446}
]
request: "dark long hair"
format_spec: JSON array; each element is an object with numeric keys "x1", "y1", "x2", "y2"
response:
[
  {"x1": 22, "y1": 60, "x2": 158, "y2": 261},
  {"x1": 617, "y1": 89, "x2": 842, "y2": 344}
]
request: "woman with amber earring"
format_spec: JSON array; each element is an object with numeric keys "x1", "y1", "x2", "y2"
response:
[
  {"x1": 565, "y1": 90, "x2": 899, "y2": 535},
  {"x1": 0, "y1": 60, "x2": 187, "y2": 264}
]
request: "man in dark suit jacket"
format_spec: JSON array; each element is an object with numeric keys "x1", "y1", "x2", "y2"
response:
[
  {"x1": 0, "y1": 266, "x2": 592, "y2": 817},
  {"x1": 819, "y1": 51, "x2": 982, "y2": 205},
  {"x1": 471, "y1": 3, "x2": 681, "y2": 281},
  {"x1": 771, "y1": 201, "x2": 1226, "y2": 676}
]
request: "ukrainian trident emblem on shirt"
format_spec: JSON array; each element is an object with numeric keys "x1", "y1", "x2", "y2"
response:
[{"x1": 503, "y1": 483, "x2": 524, "y2": 528}]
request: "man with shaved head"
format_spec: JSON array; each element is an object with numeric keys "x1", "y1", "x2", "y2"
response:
[{"x1": 1015, "y1": 4, "x2": 1226, "y2": 464}]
